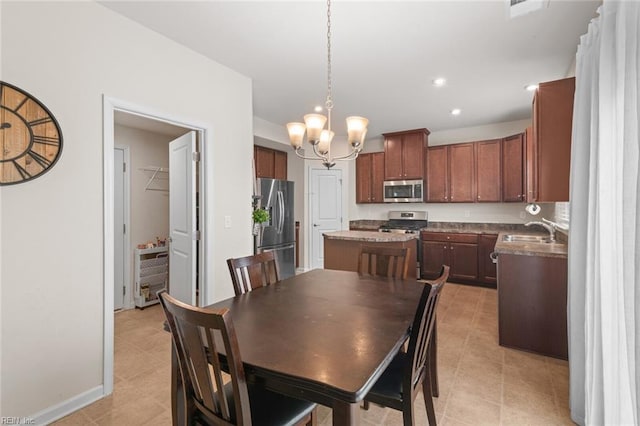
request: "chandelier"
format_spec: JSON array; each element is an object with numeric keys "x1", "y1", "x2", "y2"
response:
[{"x1": 286, "y1": 0, "x2": 369, "y2": 169}]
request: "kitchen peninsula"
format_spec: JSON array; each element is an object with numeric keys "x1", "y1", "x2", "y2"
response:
[{"x1": 323, "y1": 231, "x2": 418, "y2": 278}]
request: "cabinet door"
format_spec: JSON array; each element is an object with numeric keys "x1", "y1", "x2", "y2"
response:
[
  {"x1": 426, "y1": 146, "x2": 448, "y2": 202},
  {"x1": 449, "y1": 242, "x2": 479, "y2": 281},
  {"x1": 356, "y1": 154, "x2": 372, "y2": 203},
  {"x1": 421, "y1": 240, "x2": 448, "y2": 280},
  {"x1": 254, "y1": 146, "x2": 273, "y2": 178},
  {"x1": 384, "y1": 134, "x2": 404, "y2": 180},
  {"x1": 478, "y1": 234, "x2": 498, "y2": 285},
  {"x1": 402, "y1": 132, "x2": 424, "y2": 179},
  {"x1": 502, "y1": 133, "x2": 525, "y2": 202},
  {"x1": 274, "y1": 150, "x2": 287, "y2": 180},
  {"x1": 525, "y1": 125, "x2": 537, "y2": 202},
  {"x1": 449, "y1": 143, "x2": 475, "y2": 202},
  {"x1": 476, "y1": 139, "x2": 502, "y2": 202},
  {"x1": 370, "y1": 152, "x2": 385, "y2": 203},
  {"x1": 535, "y1": 77, "x2": 575, "y2": 202}
]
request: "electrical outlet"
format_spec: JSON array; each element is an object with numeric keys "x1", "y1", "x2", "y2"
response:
[
  {"x1": 519, "y1": 211, "x2": 526, "y2": 219},
  {"x1": 464, "y1": 210, "x2": 470, "y2": 218},
  {"x1": 224, "y1": 215, "x2": 232, "y2": 228}
]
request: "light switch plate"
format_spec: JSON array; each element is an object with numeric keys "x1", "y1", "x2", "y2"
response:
[{"x1": 224, "y1": 215, "x2": 232, "y2": 228}]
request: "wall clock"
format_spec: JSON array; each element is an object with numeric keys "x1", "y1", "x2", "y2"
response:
[{"x1": 0, "y1": 81, "x2": 63, "y2": 185}]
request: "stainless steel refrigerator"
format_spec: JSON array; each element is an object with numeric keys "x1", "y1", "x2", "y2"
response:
[{"x1": 255, "y1": 178, "x2": 295, "y2": 279}]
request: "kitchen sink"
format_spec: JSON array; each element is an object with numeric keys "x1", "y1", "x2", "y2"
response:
[{"x1": 502, "y1": 234, "x2": 553, "y2": 243}]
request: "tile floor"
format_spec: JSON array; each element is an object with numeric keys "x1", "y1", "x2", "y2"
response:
[{"x1": 53, "y1": 282, "x2": 573, "y2": 425}]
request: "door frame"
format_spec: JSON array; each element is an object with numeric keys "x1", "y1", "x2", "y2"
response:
[
  {"x1": 305, "y1": 163, "x2": 348, "y2": 270},
  {"x1": 113, "y1": 145, "x2": 132, "y2": 310},
  {"x1": 102, "y1": 95, "x2": 209, "y2": 396}
]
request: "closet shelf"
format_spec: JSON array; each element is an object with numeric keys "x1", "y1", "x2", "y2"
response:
[{"x1": 140, "y1": 166, "x2": 169, "y2": 192}]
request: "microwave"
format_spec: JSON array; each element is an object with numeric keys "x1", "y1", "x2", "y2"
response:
[{"x1": 383, "y1": 180, "x2": 423, "y2": 203}]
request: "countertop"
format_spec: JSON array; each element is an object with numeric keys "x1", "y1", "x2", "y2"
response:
[
  {"x1": 323, "y1": 230, "x2": 418, "y2": 242},
  {"x1": 494, "y1": 231, "x2": 568, "y2": 258}
]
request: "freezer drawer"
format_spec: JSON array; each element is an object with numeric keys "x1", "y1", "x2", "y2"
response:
[{"x1": 259, "y1": 244, "x2": 295, "y2": 280}]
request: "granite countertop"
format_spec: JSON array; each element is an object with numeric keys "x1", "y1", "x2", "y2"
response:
[
  {"x1": 323, "y1": 230, "x2": 418, "y2": 242},
  {"x1": 421, "y1": 222, "x2": 533, "y2": 234},
  {"x1": 494, "y1": 231, "x2": 568, "y2": 258}
]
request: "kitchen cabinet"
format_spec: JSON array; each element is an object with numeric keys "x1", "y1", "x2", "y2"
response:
[
  {"x1": 528, "y1": 77, "x2": 575, "y2": 202},
  {"x1": 475, "y1": 139, "x2": 502, "y2": 202},
  {"x1": 478, "y1": 234, "x2": 498, "y2": 285},
  {"x1": 421, "y1": 232, "x2": 478, "y2": 282},
  {"x1": 502, "y1": 133, "x2": 525, "y2": 202},
  {"x1": 254, "y1": 145, "x2": 287, "y2": 180},
  {"x1": 356, "y1": 152, "x2": 385, "y2": 203},
  {"x1": 383, "y1": 128, "x2": 429, "y2": 180},
  {"x1": 426, "y1": 143, "x2": 476, "y2": 203},
  {"x1": 498, "y1": 253, "x2": 568, "y2": 359}
]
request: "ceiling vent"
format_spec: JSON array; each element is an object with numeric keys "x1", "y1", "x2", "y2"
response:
[{"x1": 507, "y1": 0, "x2": 549, "y2": 18}]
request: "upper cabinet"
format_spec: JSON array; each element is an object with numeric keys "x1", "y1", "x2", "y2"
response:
[
  {"x1": 254, "y1": 145, "x2": 287, "y2": 180},
  {"x1": 502, "y1": 133, "x2": 525, "y2": 202},
  {"x1": 475, "y1": 139, "x2": 501, "y2": 203},
  {"x1": 383, "y1": 129, "x2": 429, "y2": 180},
  {"x1": 529, "y1": 77, "x2": 575, "y2": 202},
  {"x1": 356, "y1": 152, "x2": 385, "y2": 203},
  {"x1": 425, "y1": 145, "x2": 449, "y2": 202},
  {"x1": 449, "y1": 143, "x2": 476, "y2": 202}
]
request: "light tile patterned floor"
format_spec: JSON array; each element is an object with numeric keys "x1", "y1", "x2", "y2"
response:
[{"x1": 53, "y1": 283, "x2": 573, "y2": 425}]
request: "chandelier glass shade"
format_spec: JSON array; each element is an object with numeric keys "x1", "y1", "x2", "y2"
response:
[{"x1": 286, "y1": 0, "x2": 369, "y2": 169}]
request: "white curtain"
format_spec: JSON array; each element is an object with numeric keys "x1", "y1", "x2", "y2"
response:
[{"x1": 568, "y1": 1, "x2": 640, "y2": 425}]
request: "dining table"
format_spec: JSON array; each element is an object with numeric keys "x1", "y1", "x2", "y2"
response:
[{"x1": 170, "y1": 268, "x2": 426, "y2": 426}]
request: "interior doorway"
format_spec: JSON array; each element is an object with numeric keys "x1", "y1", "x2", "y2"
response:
[
  {"x1": 308, "y1": 167, "x2": 343, "y2": 269},
  {"x1": 103, "y1": 96, "x2": 207, "y2": 396}
]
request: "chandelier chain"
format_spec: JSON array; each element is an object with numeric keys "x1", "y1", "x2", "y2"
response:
[{"x1": 326, "y1": 0, "x2": 333, "y2": 113}]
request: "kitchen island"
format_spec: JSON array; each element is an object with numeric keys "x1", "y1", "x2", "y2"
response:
[{"x1": 323, "y1": 231, "x2": 419, "y2": 278}]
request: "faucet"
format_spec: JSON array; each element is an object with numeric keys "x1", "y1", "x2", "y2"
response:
[{"x1": 525, "y1": 220, "x2": 556, "y2": 242}]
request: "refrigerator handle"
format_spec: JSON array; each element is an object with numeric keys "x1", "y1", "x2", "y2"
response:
[{"x1": 277, "y1": 190, "x2": 285, "y2": 234}]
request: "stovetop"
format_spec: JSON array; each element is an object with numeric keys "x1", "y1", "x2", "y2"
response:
[{"x1": 378, "y1": 211, "x2": 428, "y2": 233}]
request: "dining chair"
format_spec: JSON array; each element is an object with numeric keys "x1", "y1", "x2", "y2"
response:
[
  {"x1": 363, "y1": 265, "x2": 450, "y2": 426},
  {"x1": 227, "y1": 251, "x2": 280, "y2": 296},
  {"x1": 357, "y1": 245, "x2": 409, "y2": 279},
  {"x1": 158, "y1": 290, "x2": 317, "y2": 426}
]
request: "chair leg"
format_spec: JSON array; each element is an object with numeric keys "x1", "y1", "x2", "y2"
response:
[
  {"x1": 422, "y1": 375, "x2": 437, "y2": 426},
  {"x1": 362, "y1": 400, "x2": 370, "y2": 410},
  {"x1": 305, "y1": 407, "x2": 318, "y2": 426}
]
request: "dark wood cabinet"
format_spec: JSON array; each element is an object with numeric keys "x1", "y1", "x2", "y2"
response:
[
  {"x1": 356, "y1": 152, "x2": 385, "y2": 203},
  {"x1": 475, "y1": 139, "x2": 502, "y2": 202},
  {"x1": 383, "y1": 129, "x2": 429, "y2": 180},
  {"x1": 420, "y1": 232, "x2": 479, "y2": 283},
  {"x1": 478, "y1": 234, "x2": 498, "y2": 285},
  {"x1": 502, "y1": 133, "x2": 525, "y2": 202},
  {"x1": 529, "y1": 77, "x2": 575, "y2": 202},
  {"x1": 425, "y1": 146, "x2": 449, "y2": 202},
  {"x1": 449, "y1": 143, "x2": 475, "y2": 203},
  {"x1": 254, "y1": 145, "x2": 287, "y2": 180},
  {"x1": 498, "y1": 253, "x2": 568, "y2": 359}
]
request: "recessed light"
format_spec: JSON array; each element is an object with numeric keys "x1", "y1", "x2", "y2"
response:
[
  {"x1": 525, "y1": 84, "x2": 538, "y2": 91},
  {"x1": 433, "y1": 78, "x2": 447, "y2": 87},
  {"x1": 450, "y1": 108, "x2": 462, "y2": 116},
  {"x1": 314, "y1": 105, "x2": 323, "y2": 112}
]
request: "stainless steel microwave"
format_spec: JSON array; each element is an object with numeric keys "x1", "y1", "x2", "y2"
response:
[{"x1": 383, "y1": 180, "x2": 423, "y2": 203}]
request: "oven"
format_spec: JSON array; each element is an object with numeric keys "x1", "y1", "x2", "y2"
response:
[{"x1": 378, "y1": 211, "x2": 428, "y2": 278}]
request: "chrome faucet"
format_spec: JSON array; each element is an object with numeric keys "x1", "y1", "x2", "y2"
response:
[{"x1": 525, "y1": 220, "x2": 556, "y2": 242}]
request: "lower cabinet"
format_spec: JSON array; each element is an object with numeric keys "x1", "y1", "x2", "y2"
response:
[{"x1": 421, "y1": 231, "x2": 497, "y2": 287}]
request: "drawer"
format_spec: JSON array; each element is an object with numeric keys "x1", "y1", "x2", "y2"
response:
[{"x1": 420, "y1": 232, "x2": 478, "y2": 244}]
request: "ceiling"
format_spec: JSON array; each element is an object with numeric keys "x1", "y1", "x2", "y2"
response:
[{"x1": 101, "y1": 0, "x2": 600, "y2": 142}]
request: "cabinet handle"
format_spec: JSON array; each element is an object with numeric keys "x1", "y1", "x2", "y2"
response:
[
  {"x1": 477, "y1": 195, "x2": 481, "y2": 200},
  {"x1": 450, "y1": 246, "x2": 454, "y2": 250}
]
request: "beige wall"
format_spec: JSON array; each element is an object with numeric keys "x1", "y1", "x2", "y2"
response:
[{"x1": 0, "y1": 1, "x2": 253, "y2": 418}]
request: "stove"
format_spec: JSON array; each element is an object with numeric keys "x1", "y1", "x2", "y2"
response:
[{"x1": 378, "y1": 210, "x2": 428, "y2": 233}]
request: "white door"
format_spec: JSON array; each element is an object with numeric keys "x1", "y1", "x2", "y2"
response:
[
  {"x1": 169, "y1": 131, "x2": 197, "y2": 305},
  {"x1": 113, "y1": 148, "x2": 126, "y2": 310},
  {"x1": 310, "y1": 168, "x2": 342, "y2": 269}
]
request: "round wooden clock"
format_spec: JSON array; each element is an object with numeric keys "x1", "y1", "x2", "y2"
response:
[{"x1": 0, "y1": 81, "x2": 63, "y2": 185}]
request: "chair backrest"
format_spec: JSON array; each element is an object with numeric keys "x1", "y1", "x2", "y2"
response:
[
  {"x1": 158, "y1": 290, "x2": 252, "y2": 425},
  {"x1": 227, "y1": 251, "x2": 280, "y2": 296},
  {"x1": 357, "y1": 245, "x2": 409, "y2": 279},
  {"x1": 404, "y1": 265, "x2": 450, "y2": 398}
]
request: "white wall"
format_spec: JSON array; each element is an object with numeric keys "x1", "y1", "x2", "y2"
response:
[
  {"x1": 348, "y1": 119, "x2": 553, "y2": 224},
  {"x1": 0, "y1": 1, "x2": 253, "y2": 418}
]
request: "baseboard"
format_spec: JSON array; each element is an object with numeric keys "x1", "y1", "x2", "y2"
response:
[{"x1": 31, "y1": 385, "x2": 104, "y2": 425}]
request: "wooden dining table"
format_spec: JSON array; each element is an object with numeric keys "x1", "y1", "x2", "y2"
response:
[{"x1": 170, "y1": 268, "x2": 425, "y2": 425}]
